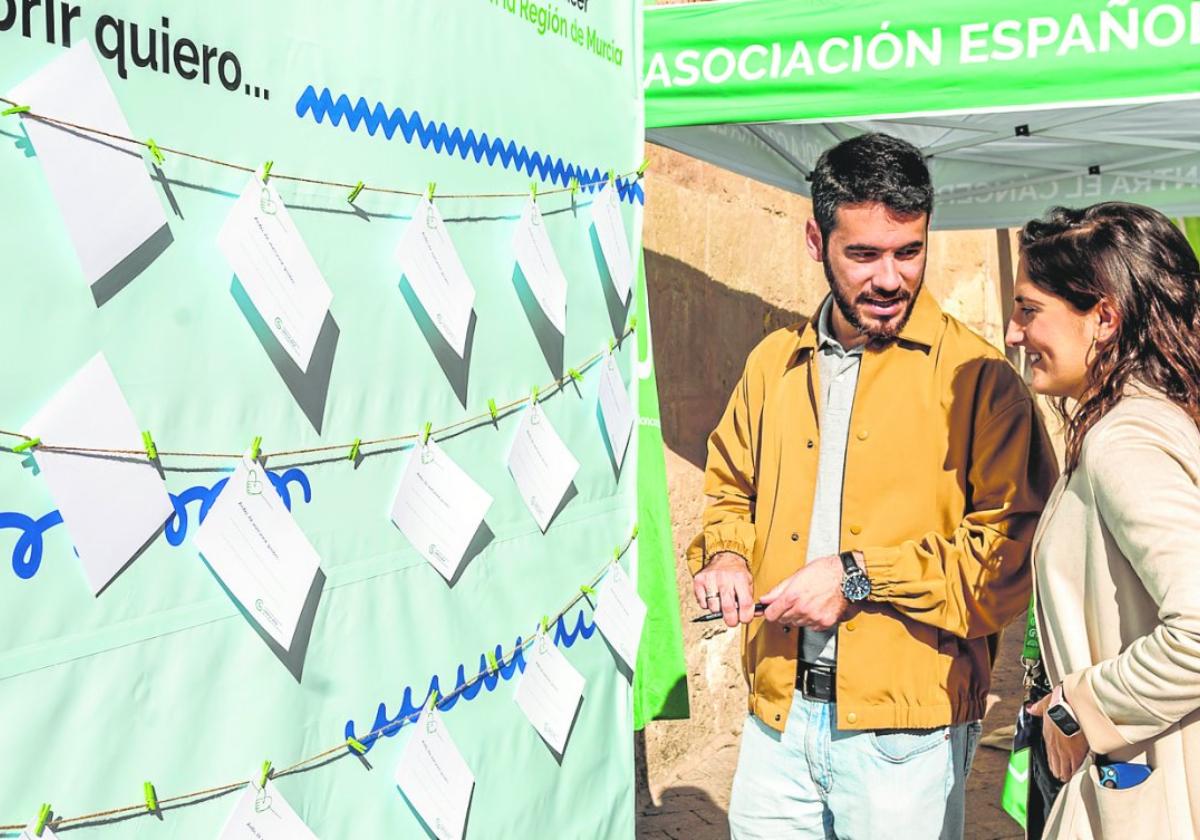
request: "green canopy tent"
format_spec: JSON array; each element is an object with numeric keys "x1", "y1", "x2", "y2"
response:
[{"x1": 644, "y1": 0, "x2": 1200, "y2": 230}]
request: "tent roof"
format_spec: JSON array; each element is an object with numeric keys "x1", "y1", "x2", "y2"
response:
[{"x1": 644, "y1": 0, "x2": 1200, "y2": 229}]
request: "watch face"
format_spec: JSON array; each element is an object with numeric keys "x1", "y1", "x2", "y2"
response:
[
  {"x1": 1047, "y1": 704, "x2": 1081, "y2": 736},
  {"x1": 842, "y1": 573, "x2": 871, "y2": 602}
]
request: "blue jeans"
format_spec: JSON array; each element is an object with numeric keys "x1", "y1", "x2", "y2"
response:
[{"x1": 728, "y1": 691, "x2": 981, "y2": 839}]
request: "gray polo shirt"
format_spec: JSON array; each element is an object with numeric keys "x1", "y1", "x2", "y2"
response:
[{"x1": 802, "y1": 296, "x2": 864, "y2": 666}]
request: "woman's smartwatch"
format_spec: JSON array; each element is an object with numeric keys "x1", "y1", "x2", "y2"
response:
[{"x1": 1046, "y1": 684, "x2": 1082, "y2": 737}]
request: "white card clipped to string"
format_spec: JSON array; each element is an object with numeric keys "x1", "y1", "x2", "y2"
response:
[
  {"x1": 593, "y1": 562, "x2": 647, "y2": 673},
  {"x1": 217, "y1": 171, "x2": 334, "y2": 372},
  {"x1": 597, "y1": 354, "x2": 634, "y2": 470},
  {"x1": 21, "y1": 353, "x2": 173, "y2": 595},
  {"x1": 19, "y1": 820, "x2": 58, "y2": 839},
  {"x1": 395, "y1": 197, "x2": 477, "y2": 357},
  {"x1": 512, "y1": 197, "x2": 568, "y2": 334},
  {"x1": 507, "y1": 404, "x2": 579, "y2": 532},
  {"x1": 218, "y1": 780, "x2": 319, "y2": 840},
  {"x1": 514, "y1": 629, "x2": 586, "y2": 755},
  {"x1": 589, "y1": 180, "x2": 633, "y2": 302},
  {"x1": 390, "y1": 438, "x2": 493, "y2": 583},
  {"x1": 395, "y1": 707, "x2": 475, "y2": 840},
  {"x1": 7, "y1": 41, "x2": 169, "y2": 293},
  {"x1": 193, "y1": 452, "x2": 322, "y2": 651}
]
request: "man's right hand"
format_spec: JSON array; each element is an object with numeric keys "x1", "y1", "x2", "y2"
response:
[{"x1": 692, "y1": 551, "x2": 756, "y2": 628}]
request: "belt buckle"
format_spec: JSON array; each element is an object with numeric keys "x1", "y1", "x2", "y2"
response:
[{"x1": 800, "y1": 664, "x2": 833, "y2": 702}]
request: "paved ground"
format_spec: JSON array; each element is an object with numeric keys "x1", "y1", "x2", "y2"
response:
[{"x1": 637, "y1": 624, "x2": 1026, "y2": 840}]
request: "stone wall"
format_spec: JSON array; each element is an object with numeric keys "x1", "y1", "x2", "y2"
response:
[{"x1": 639, "y1": 141, "x2": 1023, "y2": 779}]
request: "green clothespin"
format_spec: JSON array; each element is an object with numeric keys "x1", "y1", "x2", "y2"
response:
[
  {"x1": 530, "y1": 181, "x2": 539, "y2": 203},
  {"x1": 569, "y1": 176, "x2": 580, "y2": 196},
  {"x1": 261, "y1": 161, "x2": 273, "y2": 184},
  {"x1": 422, "y1": 422, "x2": 432, "y2": 445},
  {"x1": 259, "y1": 759, "x2": 272, "y2": 788},
  {"x1": 580, "y1": 584, "x2": 597, "y2": 597},
  {"x1": 143, "y1": 780, "x2": 158, "y2": 813},
  {"x1": 608, "y1": 337, "x2": 616, "y2": 354},
  {"x1": 613, "y1": 546, "x2": 621, "y2": 562},
  {"x1": 346, "y1": 736, "x2": 368, "y2": 755},
  {"x1": 348, "y1": 438, "x2": 362, "y2": 462},
  {"x1": 567, "y1": 367, "x2": 582, "y2": 383},
  {"x1": 426, "y1": 689, "x2": 440, "y2": 711},
  {"x1": 631, "y1": 522, "x2": 639, "y2": 540},
  {"x1": 33, "y1": 803, "x2": 51, "y2": 837},
  {"x1": 629, "y1": 316, "x2": 638, "y2": 333},
  {"x1": 637, "y1": 157, "x2": 650, "y2": 178},
  {"x1": 487, "y1": 398, "x2": 499, "y2": 422},
  {"x1": 531, "y1": 385, "x2": 540, "y2": 405},
  {"x1": 347, "y1": 180, "x2": 365, "y2": 204},
  {"x1": 13, "y1": 437, "x2": 40, "y2": 453},
  {"x1": 146, "y1": 138, "x2": 165, "y2": 167},
  {"x1": 1, "y1": 104, "x2": 31, "y2": 117},
  {"x1": 607, "y1": 168, "x2": 616, "y2": 186},
  {"x1": 541, "y1": 615, "x2": 550, "y2": 634},
  {"x1": 426, "y1": 181, "x2": 436, "y2": 202},
  {"x1": 486, "y1": 650, "x2": 499, "y2": 673},
  {"x1": 142, "y1": 430, "x2": 158, "y2": 461},
  {"x1": 249, "y1": 435, "x2": 262, "y2": 462}
]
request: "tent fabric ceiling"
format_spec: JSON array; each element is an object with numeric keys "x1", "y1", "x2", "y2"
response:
[{"x1": 648, "y1": 99, "x2": 1200, "y2": 229}]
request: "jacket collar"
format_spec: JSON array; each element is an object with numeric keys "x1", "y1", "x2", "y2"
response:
[{"x1": 789, "y1": 286, "x2": 942, "y2": 367}]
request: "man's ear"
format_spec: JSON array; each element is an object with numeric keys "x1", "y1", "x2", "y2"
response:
[
  {"x1": 805, "y1": 218, "x2": 824, "y2": 263},
  {"x1": 1096, "y1": 297, "x2": 1121, "y2": 345}
]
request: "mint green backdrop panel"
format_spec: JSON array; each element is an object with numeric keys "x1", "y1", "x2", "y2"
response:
[{"x1": 0, "y1": 0, "x2": 643, "y2": 836}]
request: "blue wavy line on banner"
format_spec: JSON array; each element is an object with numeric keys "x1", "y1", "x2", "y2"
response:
[
  {"x1": 294, "y1": 85, "x2": 645, "y2": 205},
  {"x1": 1, "y1": 468, "x2": 312, "y2": 580},
  {"x1": 345, "y1": 609, "x2": 598, "y2": 755}
]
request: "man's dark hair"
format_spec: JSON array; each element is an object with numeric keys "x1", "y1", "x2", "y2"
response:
[{"x1": 810, "y1": 133, "x2": 933, "y2": 238}]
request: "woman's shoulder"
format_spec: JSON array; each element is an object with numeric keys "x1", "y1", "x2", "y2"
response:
[{"x1": 1080, "y1": 385, "x2": 1200, "y2": 473}]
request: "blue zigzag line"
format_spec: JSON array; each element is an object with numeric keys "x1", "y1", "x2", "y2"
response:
[
  {"x1": 1, "y1": 468, "x2": 312, "y2": 580},
  {"x1": 345, "y1": 609, "x2": 597, "y2": 755},
  {"x1": 294, "y1": 85, "x2": 645, "y2": 206}
]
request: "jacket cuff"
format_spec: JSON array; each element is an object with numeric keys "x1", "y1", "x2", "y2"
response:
[
  {"x1": 860, "y1": 545, "x2": 902, "y2": 601},
  {"x1": 686, "y1": 530, "x2": 752, "y2": 576},
  {"x1": 1063, "y1": 669, "x2": 1128, "y2": 755}
]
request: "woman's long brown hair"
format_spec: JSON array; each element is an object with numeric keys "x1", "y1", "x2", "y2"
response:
[{"x1": 1020, "y1": 203, "x2": 1200, "y2": 474}]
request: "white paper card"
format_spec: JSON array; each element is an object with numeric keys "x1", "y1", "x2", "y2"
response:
[
  {"x1": 594, "y1": 562, "x2": 647, "y2": 671},
  {"x1": 193, "y1": 453, "x2": 322, "y2": 650},
  {"x1": 217, "y1": 173, "x2": 334, "y2": 372},
  {"x1": 395, "y1": 198, "x2": 477, "y2": 356},
  {"x1": 395, "y1": 708, "x2": 475, "y2": 840},
  {"x1": 19, "y1": 822, "x2": 58, "y2": 840},
  {"x1": 589, "y1": 181, "x2": 633, "y2": 302},
  {"x1": 514, "y1": 632, "x2": 586, "y2": 755},
  {"x1": 390, "y1": 439, "x2": 493, "y2": 582},
  {"x1": 597, "y1": 354, "x2": 634, "y2": 469},
  {"x1": 507, "y1": 405, "x2": 579, "y2": 532},
  {"x1": 218, "y1": 781, "x2": 319, "y2": 840},
  {"x1": 512, "y1": 198, "x2": 568, "y2": 334},
  {"x1": 8, "y1": 41, "x2": 167, "y2": 288},
  {"x1": 21, "y1": 353, "x2": 172, "y2": 595}
]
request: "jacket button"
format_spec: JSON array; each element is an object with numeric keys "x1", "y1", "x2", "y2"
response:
[
  {"x1": 774, "y1": 714, "x2": 782, "y2": 722},
  {"x1": 806, "y1": 439, "x2": 814, "y2": 448},
  {"x1": 783, "y1": 626, "x2": 791, "y2": 634},
  {"x1": 849, "y1": 525, "x2": 862, "y2": 535},
  {"x1": 845, "y1": 621, "x2": 856, "y2": 632},
  {"x1": 856, "y1": 430, "x2": 869, "y2": 441},
  {"x1": 791, "y1": 532, "x2": 799, "y2": 541},
  {"x1": 847, "y1": 712, "x2": 858, "y2": 724}
]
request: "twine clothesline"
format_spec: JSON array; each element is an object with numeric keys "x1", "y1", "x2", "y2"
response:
[
  {"x1": 0, "y1": 96, "x2": 646, "y2": 200},
  {"x1": 0, "y1": 529, "x2": 637, "y2": 833},
  {"x1": 0, "y1": 327, "x2": 634, "y2": 463}
]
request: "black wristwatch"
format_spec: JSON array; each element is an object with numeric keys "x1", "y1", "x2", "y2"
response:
[{"x1": 839, "y1": 550, "x2": 871, "y2": 602}]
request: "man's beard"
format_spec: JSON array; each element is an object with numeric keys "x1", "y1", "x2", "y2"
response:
[{"x1": 823, "y1": 258, "x2": 923, "y2": 343}]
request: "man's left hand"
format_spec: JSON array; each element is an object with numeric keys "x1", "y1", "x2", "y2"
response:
[{"x1": 760, "y1": 554, "x2": 853, "y2": 630}]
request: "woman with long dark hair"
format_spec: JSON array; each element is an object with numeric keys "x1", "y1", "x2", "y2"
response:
[{"x1": 1005, "y1": 202, "x2": 1200, "y2": 838}]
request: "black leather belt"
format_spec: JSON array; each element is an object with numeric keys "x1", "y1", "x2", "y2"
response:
[{"x1": 796, "y1": 661, "x2": 836, "y2": 702}]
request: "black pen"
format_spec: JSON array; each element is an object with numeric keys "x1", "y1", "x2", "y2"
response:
[{"x1": 692, "y1": 602, "x2": 767, "y2": 623}]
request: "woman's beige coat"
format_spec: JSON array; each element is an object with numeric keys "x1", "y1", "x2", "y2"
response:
[{"x1": 1034, "y1": 385, "x2": 1200, "y2": 839}]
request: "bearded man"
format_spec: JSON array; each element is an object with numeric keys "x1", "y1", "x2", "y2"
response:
[{"x1": 688, "y1": 133, "x2": 1058, "y2": 840}]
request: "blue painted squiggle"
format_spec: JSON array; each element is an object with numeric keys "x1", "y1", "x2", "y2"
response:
[
  {"x1": 294, "y1": 85, "x2": 645, "y2": 206},
  {"x1": 2, "y1": 468, "x2": 313, "y2": 578},
  {"x1": 345, "y1": 608, "x2": 597, "y2": 754}
]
